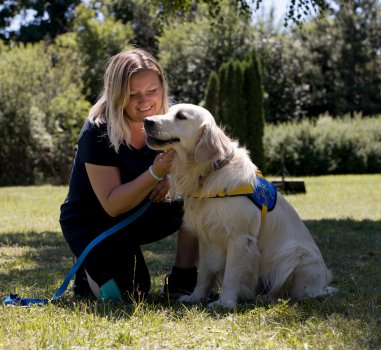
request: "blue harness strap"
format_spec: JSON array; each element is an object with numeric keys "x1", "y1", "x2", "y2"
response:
[{"x1": 3, "y1": 200, "x2": 152, "y2": 307}]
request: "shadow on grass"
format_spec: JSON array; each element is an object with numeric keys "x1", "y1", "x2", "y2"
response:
[
  {"x1": 0, "y1": 230, "x2": 72, "y2": 298},
  {"x1": 1, "y1": 220, "x2": 380, "y2": 323},
  {"x1": 0, "y1": 230, "x2": 177, "y2": 300}
]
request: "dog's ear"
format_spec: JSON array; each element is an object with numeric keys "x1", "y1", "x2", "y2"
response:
[{"x1": 195, "y1": 124, "x2": 232, "y2": 163}]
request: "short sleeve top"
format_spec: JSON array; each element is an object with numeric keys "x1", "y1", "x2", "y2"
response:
[{"x1": 59, "y1": 119, "x2": 158, "y2": 241}]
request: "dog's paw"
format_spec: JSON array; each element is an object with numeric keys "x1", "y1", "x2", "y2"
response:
[
  {"x1": 207, "y1": 297, "x2": 237, "y2": 309},
  {"x1": 178, "y1": 293, "x2": 206, "y2": 304},
  {"x1": 325, "y1": 286, "x2": 338, "y2": 296}
]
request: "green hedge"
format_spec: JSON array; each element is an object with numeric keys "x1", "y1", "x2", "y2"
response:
[{"x1": 264, "y1": 114, "x2": 381, "y2": 175}]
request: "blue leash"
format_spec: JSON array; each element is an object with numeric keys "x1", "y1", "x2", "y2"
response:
[{"x1": 3, "y1": 201, "x2": 152, "y2": 306}]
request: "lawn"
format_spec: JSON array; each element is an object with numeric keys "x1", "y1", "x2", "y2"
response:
[{"x1": 0, "y1": 175, "x2": 380, "y2": 349}]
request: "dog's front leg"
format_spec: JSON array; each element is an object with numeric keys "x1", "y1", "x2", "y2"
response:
[
  {"x1": 178, "y1": 241, "x2": 221, "y2": 304},
  {"x1": 208, "y1": 236, "x2": 259, "y2": 309}
]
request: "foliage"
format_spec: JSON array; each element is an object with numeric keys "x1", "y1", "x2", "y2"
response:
[
  {"x1": 149, "y1": 0, "x2": 329, "y2": 25},
  {"x1": 294, "y1": 0, "x2": 381, "y2": 117},
  {"x1": 0, "y1": 0, "x2": 81, "y2": 42},
  {"x1": 204, "y1": 50, "x2": 266, "y2": 170},
  {"x1": 105, "y1": 0, "x2": 161, "y2": 55},
  {"x1": 203, "y1": 71, "x2": 219, "y2": 118},
  {"x1": 158, "y1": 0, "x2": 381, "y2": 123},
  {"x1": 251, "y1": 0, "x2": 381, "y2": 122},
  {"x1": 1, "y1": 176, "x2": 380, "y2": 349},
  {"x1": 158, "y1": 0, "x2": 254, "y2": 104},
  {"x1": 0, "y1": 37, "x2": 90, "y2": 185},
  {"x1": 253, "y1": 24, "x2": 313, "y2": 123},
  {"x1": 73, "y1": 2, "x2": 134, "y2": 103},
  {"x1": 0, "y1": 0, "x2": 380, "y2": 187},
  {"x1": 0, "y1": 0, "x2": 330, "y2": 43},
  {"x1": 264, "y1": 114, "x2": 381, "y2": 175},
  {"x1": 243, "y1": 50, "x2": 265, "y2": 169}
]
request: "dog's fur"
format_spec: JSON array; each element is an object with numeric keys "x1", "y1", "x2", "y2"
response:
[{"x1": 144, "y1": 103, "x2": 336, "y2": 308}]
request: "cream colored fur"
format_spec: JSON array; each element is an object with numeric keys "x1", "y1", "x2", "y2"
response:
[{"x1": 145, "y1": 103, "x2": 337, "y2": 308}]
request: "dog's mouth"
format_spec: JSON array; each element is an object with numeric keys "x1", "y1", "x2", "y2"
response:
[
  {"x1": 146, "y1": 135, "x2": 180, "y2": 148},
  {"x1": 144, "y1": 122, "x2": 180, "y2": 149}
]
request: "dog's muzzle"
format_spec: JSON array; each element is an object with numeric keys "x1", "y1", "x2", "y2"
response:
[{"x1": 144, "y1": 118, "x2": 180, "y2": 148}]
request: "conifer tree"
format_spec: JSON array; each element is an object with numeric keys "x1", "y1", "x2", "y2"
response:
[
  {"x1": 243, "y1": 49, "x2": 265, "y2": 170},
  {"x1": 203, "y1": 48, "x2": 265, "y2": 170},
  {"x1": 217, "y1": 62, "x2": 229, "y2": 126},
  {"x1": 204, "y1": 71, "x2": 220, "y2": 120}
]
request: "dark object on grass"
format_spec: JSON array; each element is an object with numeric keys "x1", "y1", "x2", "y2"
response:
[{"x1": 271, "y1": 143, "x2": 306, "y2": 194}]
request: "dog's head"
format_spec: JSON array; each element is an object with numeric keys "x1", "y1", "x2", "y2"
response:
[{"x1": 144, "y1": 103, "x2": 233, "y2": 163}]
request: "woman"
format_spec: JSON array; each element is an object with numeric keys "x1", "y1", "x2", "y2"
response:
[{"x1": 60, "y1": 48, "x2": 198, "y2": 301}]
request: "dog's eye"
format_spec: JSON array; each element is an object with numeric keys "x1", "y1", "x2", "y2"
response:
[{"x1": 175, "y1": 111, "x2": 187, "y2": 120}]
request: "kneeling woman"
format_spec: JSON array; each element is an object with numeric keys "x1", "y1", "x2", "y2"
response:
[{"x1": 60, "y1": 49, "x2": 198, "y2": 301}]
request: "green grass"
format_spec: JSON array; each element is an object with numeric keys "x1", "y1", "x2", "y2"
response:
[{"x1": 1, "y1": 175, "x2": 380, "y2": 349}]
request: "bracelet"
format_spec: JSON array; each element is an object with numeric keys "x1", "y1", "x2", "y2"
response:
[{"x1": 149, "y1": 165, "x2": 164, "y2": 181}]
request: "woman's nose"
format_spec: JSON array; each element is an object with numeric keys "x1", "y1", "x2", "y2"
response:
[{"x1": 138, "y1": 94, "x2": 149, "y2": 103}]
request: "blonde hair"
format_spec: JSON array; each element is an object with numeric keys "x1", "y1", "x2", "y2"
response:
[{"x1": 88, "y1": 48, "x2": 169, "y2": 152}]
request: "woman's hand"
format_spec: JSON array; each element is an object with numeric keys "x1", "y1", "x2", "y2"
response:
[
  {"x1": 150, "y1": 176, "x2": 170, "y2": 202},
  {"x1": 151, "y1": 149, "x2": 176, "y2": 178},
  {"x1": 149, "y1": 149, "x2": 175, "y2": 202}
]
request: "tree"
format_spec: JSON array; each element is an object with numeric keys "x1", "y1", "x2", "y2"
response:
[
  {"x1": 252, "y1": 21, "x2": 312, "y2": 123},
  {"x1": 106, "y1": 0, "x2": 161, "y2": 55},
  {"x1": 158, "y1": 0, "x2": 254, "y2": 104},
  {"x1": 73, "y1": 2, "x2": 134, "y2": 102},
  {"x1": 218, "y1": 60, "x2": 246, "y2": 140},
  {"x1": 149, "y1": 0, "x2": 329, "y2": 25},
  {"x1": 243, "y1": 50, "x2": 265, "y2": 169},
  {"x1": 0, "y1": 0, "x2": 81, "y2": 42},
  {"x1": 252, "y1": 0, "x2": 381, "y2": 122},
  {"x1": 203, "y1": 71, "x2": 220, "y2": 118},
  {"x1": 334, "y1": 0, "x2": 381, "y2": 115},
  {"x1": 204, "y1": 51, "x2": 266, "y2": 170},
  {"x1": 295, "y1": 0, "x2": 381, "y2": 116}
]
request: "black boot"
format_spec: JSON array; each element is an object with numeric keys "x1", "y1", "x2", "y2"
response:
[
  {"x1": 73, "y1": 266, "x2": 92, "y2": 297},
  {"x1": 161, "y1": 266, "x2": 197, "y2": 298}
]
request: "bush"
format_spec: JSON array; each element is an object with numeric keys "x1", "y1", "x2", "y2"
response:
[
  {"x1": 0, "y1": 37, "x2": 90, "y2": 185},
  {"x1": 264, "y1": 114, "x2": 381, "y2": 175}
]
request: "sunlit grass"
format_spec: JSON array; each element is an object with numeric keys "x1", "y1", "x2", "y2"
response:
[
  {"x1": 279, "y1": 174, "x2": 381, "y2": 221},
  {"x1": 0, "y1": 175, "x2": 380, "y2": 349}
]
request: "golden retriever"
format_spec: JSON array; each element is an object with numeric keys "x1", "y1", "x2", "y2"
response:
[{"x1": 144, "y1": 103, "x2": 337, "y2": 308}]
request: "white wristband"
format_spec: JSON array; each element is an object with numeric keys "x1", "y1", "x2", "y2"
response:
[{"x1": 149, "y1": 165, "x2": 164, "y2": 181}]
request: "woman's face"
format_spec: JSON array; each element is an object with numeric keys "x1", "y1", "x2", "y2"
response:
[{"x1": 125, "y1": 70, "x2": 163, "y2": 123}]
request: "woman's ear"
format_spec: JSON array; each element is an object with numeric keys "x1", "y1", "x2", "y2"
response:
[{"x1": 194, "y1": 124, "x2": 230, "y2": 163}]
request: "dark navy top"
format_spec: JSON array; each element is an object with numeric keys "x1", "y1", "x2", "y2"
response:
[{"x1": 59, "y1": 119, "x2": 158, "y2": 242}]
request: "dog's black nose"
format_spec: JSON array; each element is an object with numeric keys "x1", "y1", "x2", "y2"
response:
[{"x1": 144, "y1": 118, "x2": 155, "y2": 126}]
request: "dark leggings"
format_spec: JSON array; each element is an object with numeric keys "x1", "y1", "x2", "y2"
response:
[{"x1": 62, "y1": 201, "x2": 183, "y2": 299}]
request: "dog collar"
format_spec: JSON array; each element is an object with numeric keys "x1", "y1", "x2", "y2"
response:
[
  {"x1": 213, "y1": 149, "x2": 235, "y2": 171},
  {"x1": 189, "y1": 171, "x2": 277, "y2": 224}
]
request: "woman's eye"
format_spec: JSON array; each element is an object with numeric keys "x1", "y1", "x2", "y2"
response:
[{"x1": 147, "y1": 89, "x2": 156, "y2": 94}]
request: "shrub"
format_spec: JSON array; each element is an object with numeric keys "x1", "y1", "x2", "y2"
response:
[
  {"x1": 0, "y1": 37, "x2": 90, "y2": 185},
  {"x1": 264, "y1": 114, "x2": 381, "y2": 175}
]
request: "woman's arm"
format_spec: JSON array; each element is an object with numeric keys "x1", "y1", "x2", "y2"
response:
[{"x1": 85, "y1": 149, "x2": 175, "y2": 217}]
